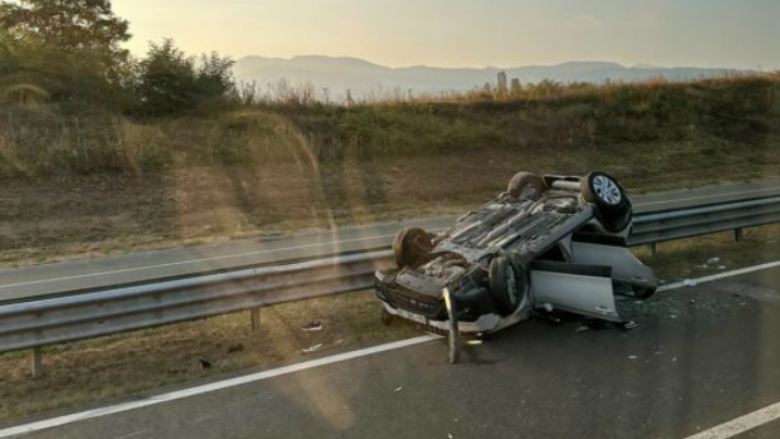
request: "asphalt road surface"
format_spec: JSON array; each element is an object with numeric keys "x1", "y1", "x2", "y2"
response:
[
  {"x1": 6, "y1": 263, "x2": 780, "y2": 439},
  {"x1": 3, "y1": 177, "x2": 780, "y2": 303}
]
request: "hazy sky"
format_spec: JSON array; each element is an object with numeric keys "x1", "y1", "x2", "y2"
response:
[{"x1": 113, "y1": 0, "x2": 780, "y2": 69}]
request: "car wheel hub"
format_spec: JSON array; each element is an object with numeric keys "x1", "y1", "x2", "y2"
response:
[{"x1": 593, "y1": 175, "x2": 622, "y2": 205}]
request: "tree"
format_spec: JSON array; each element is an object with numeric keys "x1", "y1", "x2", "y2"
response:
[
  {"x1": 0, "y1": 0, "x2": 131, "y2": 81},
  {"x1": 134, "y1": 39, "x2": 235, "y2": 116},
  {"x1": 196, "y1": 52, "x2": 235, "y2": 98}
]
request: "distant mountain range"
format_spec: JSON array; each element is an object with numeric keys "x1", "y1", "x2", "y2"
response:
[{"x1": 233, "y1": 55, "x2": 742, "y2": 99}]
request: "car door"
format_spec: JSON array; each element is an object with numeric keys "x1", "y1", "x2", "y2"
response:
[{"x1": 529, "y1": 261, "x2": 623, "y2": 322}]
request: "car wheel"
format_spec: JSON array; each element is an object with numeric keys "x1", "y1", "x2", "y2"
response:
[
  {"x1": 489, "y1": 256, "x2": 526, "y2": 315},
  {"x1": 507, "y1": 172, "x2": 545, "y2": 199},
  {"x1": 633, "y1": 286, "x2": 657, "y2": 300},
  {"x1": 581, "y1": 172, "x2": 632, "y2": 232},
  {"x1": 393, "y1": 227, "x2": 433, "y2": 268}
]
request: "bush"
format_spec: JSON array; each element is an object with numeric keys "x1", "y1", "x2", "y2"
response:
[{"x1": 133, "y1": 39, "x2": 235, "y2": 117}]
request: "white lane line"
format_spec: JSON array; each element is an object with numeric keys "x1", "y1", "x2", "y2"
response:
[
  {"x1": 0, "y1": 335, "x2": 439, "y2": 438},
  {"x1": 684, "y1": 400, "x2": 780, "y2": 439},
  {"x1": 659, "y1": 260, "x2": 780, "y2": 439},
  {"x1": 2, "y1": 258, "x2": 780, "y2": 437},
  {"x1": 658, "y1": 259, "x2": 780, "y2": 292}
]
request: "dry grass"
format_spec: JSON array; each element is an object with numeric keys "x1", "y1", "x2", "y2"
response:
[
  {"x1": 2, "y1": 134, "x2": 780, "y2": 267},
  {"x1": 1, "y1": 223, "x2": 780, "y2": 422},
  {"x1": 0, "y1": 291, "x2": 419, "y2": 423},
  {"x1": 1, "y1": 74, "x2": 779, "y2": 265},
  {"x1": 636, "y1": 223, "x2": 780, "y2": 282}
]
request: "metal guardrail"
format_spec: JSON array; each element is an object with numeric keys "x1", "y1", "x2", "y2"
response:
[
  {"x1": 629, "y1": 194, "x2": 780, "y2": 247},
  {"x1": 3, "y1": 194, "x2": 780, "y2": 376},
  {"x1": 0, "y1": 251, "x2": 393, "y2": 353}
]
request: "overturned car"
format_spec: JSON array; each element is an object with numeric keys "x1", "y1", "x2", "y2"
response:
[{"x1": 374, "y1": 171, "x2": 657, "y2": 353}]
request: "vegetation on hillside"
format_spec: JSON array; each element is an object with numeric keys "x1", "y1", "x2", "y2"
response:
[
  {"x1": 1, "y1": 0, "x2": 780, "y2": 266},
  {"x1": 1, "y1": 72, "x2": 779, "y2": 178},
  {"x1": 1, "y1": 0, "x2": 779, "y2": 180},
  {"x1": 0, "y1": 0, "x2": 234, "y2": 114}
]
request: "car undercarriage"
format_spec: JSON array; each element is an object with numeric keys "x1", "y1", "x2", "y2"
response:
[{"x1": 374, "y1": 171, "x2": 658, "y2": 362}]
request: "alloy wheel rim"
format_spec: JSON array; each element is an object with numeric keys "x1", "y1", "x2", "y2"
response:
[{"x1": 593, "y1": 175, "x2": 622, "y2": 205}]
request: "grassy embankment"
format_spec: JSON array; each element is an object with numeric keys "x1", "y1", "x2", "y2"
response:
[
  {"x1": 1, "y1": 74, "x2": 780, "y2": 267},
  {"x1": 2, "y1": 75, "x2": 780, "y2": 422}
]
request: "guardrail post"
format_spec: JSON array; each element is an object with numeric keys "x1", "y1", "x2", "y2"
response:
[
  {"x1": 250, "y1": 308, "x2": 261, "y2": 332},
  {"x1": 734, "y1": 228, "x2": 744, "y2": 243},
  {"x1": 646, "y1": 243, "x2": 657, "y2": 257},
  {"x1": 31, "y1": 347, "x2": 43, "y2": 378}
]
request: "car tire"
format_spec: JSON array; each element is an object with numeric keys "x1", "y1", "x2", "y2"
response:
[
  {"x1": 581, "y1": 172, "x2": 632, "y2": 233},
  {"x1": 633, "y1": 286, "x2": 657, "y2": 300},
  {"x1": 507, "y1": 172, "x2": 545, "y2": 199},
  {"x1": 489, "y1": 256, "x2": 526, "y2": 315},
  {"x1": 393, "y1": 227, "x2": 433, "y2": 268}
]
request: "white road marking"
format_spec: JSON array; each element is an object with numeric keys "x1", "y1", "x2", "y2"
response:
[
  {"x1": 659, "y1": 259, "x2": 780, "y2": 292},
  {"x1": 2, "y1": 259, "x2": 780, "y2": 437},
  {"x1": 684, "y1": 400, "x2": 780, "y2": 439},
  {"x1": 0, "y1": 335, "x2": 438, "y2": 438},
  {"x1": 660, "y1": 260, "x2": 780, "y2": 438}
]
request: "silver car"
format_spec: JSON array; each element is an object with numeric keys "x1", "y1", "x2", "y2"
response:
[{"x1": 374, "y1": 171, "x2": 657, "y2": 360}]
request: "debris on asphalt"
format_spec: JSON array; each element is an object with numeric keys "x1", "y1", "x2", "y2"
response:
[
  {"x1": 628, "y1": 355, "x2": 638, "y2": 360},
  {"x1": 718, "y1": 266, "x2": 727, "y2": 270},
  {"x1": 466, "y1": 339, "x2": 483, "y2": 346},
  {"x1": 683, "y1": 279, "x2": 698, "y2": 287},
  {"x1": 689, "y1": 299, "x2": 696, "y2": 305},
  {"x1": 575, "y1": 325, "x2": 590, "y2": 334},
  {"x1": 707, "y1": 257, "x2": 721, "y2": 265},
  {"x1": 448, "y1": 434, "x2": 454, "y2": 439},
  {"x1": 198, "y1": 358, "x2": 212, "y2": 369},
  {"x1": 394, "y1": 387, "x2": 403, "y2": 392},
  {"x1": 623, "y1": 321, "x2": 639, "y2": 330},
  {"x1": 302, "y1": 322, "x2": 323, "y2": 332},
  {"x1": 227, "y1": 343, "x2": 244, "y2": 354},
  {"x1": 301, "y1": 343, "x2": 323, "y2": 354}
]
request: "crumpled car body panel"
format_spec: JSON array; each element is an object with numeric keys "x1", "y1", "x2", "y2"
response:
[{"x1": 374, "y1": 173, "x2": 658, "y2": 335}]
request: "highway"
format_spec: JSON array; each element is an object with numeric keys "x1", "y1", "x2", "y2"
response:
[
  {"x1": 2, "y1": 177, "x2": 780, "y2": 303},
  {"x1": 5, "y1": 263, "x2": 780, "y2": 439}
]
